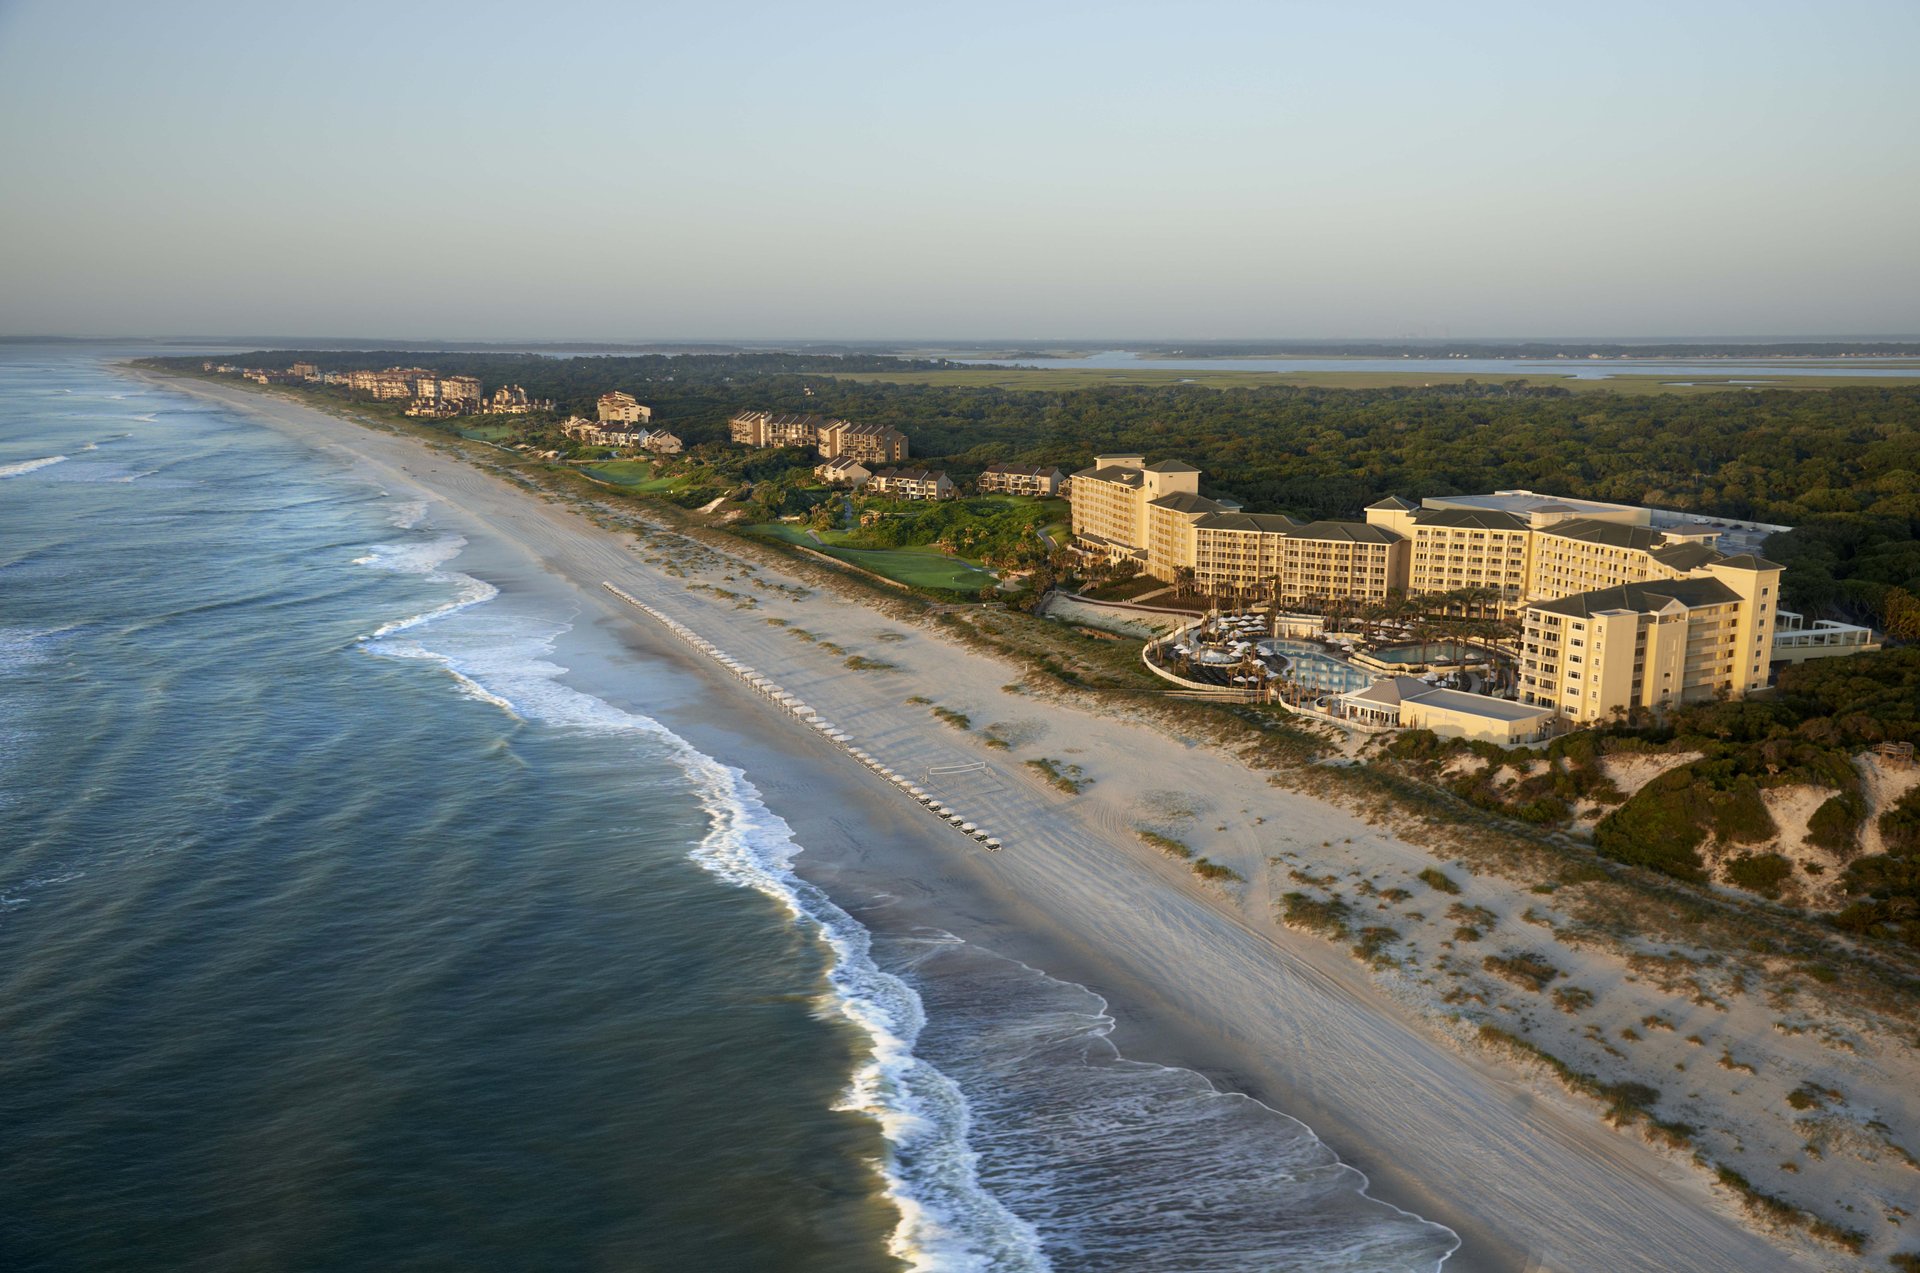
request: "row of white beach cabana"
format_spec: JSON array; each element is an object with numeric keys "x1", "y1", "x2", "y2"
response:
[{"x1": 602, "y1": 582, "x2": 1003, "y2": 851}]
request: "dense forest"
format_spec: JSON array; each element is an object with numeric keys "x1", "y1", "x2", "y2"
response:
[{"x1": 149, "y1": 353, "x2": 1920, "y2": 624}]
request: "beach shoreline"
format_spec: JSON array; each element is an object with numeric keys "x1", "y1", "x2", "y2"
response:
[{"x1": 131, "y1": 368, "x2": 1841, "y2": 1273}]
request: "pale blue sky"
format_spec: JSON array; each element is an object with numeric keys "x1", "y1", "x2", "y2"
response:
[{"x1": 1, "y1": 0, "x2": 1914, "y2": 339}]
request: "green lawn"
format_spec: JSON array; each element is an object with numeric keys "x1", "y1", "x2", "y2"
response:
[
  {"x1": 584, "y1": 460, "x2": 691, "y2": 491},
  {"x1": 744, "y1": 523, "x2": 998, "y2": 591}
]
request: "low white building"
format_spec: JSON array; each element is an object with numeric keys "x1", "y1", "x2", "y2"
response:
[{"x1": 1338, "y1": 676, "x2": 1554, "y2": 744}]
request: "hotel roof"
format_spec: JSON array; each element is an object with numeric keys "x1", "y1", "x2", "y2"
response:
[
  {"x1": 1411, "y1": 509, "x2": 1530, "y2": 531},
  {"x1": 1281, "y1": 519, "x2": 1401, "y2": 544},
  {"x1": 1535, "y1": 518, "x2": 1665, "y2": 551},
  {"x1": 1366, "y1": 495, "x2": 1417, "y2": 511},
  {"x1": 1148, "y1": 491, "x2": 1226, "y2": 515},
  {"x1": 1142, "y1": 459, "x2": 1200, "y2": 473},
  {"x1": 1193, "y1": 511, "x2": 1301, "y2": 533},
  {"x1": 1074, "y1": 465, "x2": 1145, "y2": 486},
  {"x1": 1532, "y1": 577, "x2": 1741, "y2": 619}
]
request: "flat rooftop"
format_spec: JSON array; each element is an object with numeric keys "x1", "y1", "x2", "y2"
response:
[{"x1": 1421, "y1": 490, "x2": 1650, "y2": 522}]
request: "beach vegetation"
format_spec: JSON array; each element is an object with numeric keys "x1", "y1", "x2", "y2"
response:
[
  {"x1": 1026, "y1": 757, "x2": 1089, "y2": 794},
  {"x1": 1552, "y1": 985, "x2": 1595, "y2": 1013},
  {"x1": 1193, "y1": 858, "x2": 1243, "y2": 884},
  {"x1": 1417, "y1": 867, "x2": 1461, "y2": 894},
  {"x1": 930, "y1": 705, "x2": 971, "y2": 730},
  {"x1": 1350, "y1": 924, "x2": 1399, "y2": 964},
  {"x1": 843, "y1": 655, "x2": 897, "y2": 671},
  {"x1": 1136, "y1": 829, "x2": 1192, "y2": 859},
  {"x1": 1725, "y1": 852, "x2": 1794, "y2": 898},
  {"x1": 1483, "y1": 951, "x2": 1560, "y2": 992},
  {"x1": 1280, "y1": 892, "x2": 1351, "y2": 940}
]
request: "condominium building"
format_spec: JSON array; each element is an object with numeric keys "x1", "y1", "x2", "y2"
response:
[
  {"x1": 597, "y1": 391, "x2": 653, "y2": 425},
  {"x1": 420, "y1": 375, "x2": 483, "y2": 408},
  {"x1": 977, "y1": 463, "x2": 1065, "y2": 497},
  {"x1": 730, "y1": 410, "x2": 831, "y2": 449},
  {"x1": 642, "y1": 430, "x2": 683, "y2": 455},
  {"x1": 290, "y1": 361, "x2": 320, "y2": 380},
  {"x1": 869, "y1": 468, "x2": 953, "y2": 500},
  {"x1": 1518, "y1": 557, "x2": 1782, "y2": 723},
  {"x1": 817, "y1": 419, "x2": 908, "y2": 465}
]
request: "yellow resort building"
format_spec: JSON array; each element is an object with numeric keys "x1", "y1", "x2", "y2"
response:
[{"x1": 1518, "y1": 557, "x2": 1782, "y2": 723}]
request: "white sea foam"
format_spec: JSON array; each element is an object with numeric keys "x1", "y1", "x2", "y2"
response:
[
  {"x1": 352, "y1": 535, "x2": 502, "y2": 639},
  {"x1": 0, "y1": 455, "x2": 68, "y2": 478},
  {"x1": 388, "y1": 499, "x2": 430, "y2": 530},
  {"x1": 351, "y1": 547, "x2": 1048, "y2": 1270}
]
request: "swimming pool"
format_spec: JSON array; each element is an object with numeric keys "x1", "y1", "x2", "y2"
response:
[
  {"x1": 1259, "y1": 639, "x2": 1377, "y2": 693},
  {"x1": 1366, "y1": 641, "x2": 1493, "y2": 665}
]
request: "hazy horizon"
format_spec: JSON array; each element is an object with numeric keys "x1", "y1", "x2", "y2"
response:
[{"x1": 2, "y1": 0, "x2": 1915, "y2": 340}]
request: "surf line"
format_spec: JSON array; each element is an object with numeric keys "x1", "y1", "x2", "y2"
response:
[{"x1": 602, "y1": 581, "x2": 1003, "y2": 852}]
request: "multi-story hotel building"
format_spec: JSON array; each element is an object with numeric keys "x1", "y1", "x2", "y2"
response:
[
  {"x1": 818, "y1": 419, "x2": 909, "y2": 465},
  {"x1": 1518, "y1": 556, "x2": 1782, "y2": 723},
  {"x1": 1189, "y1": 514, "x2": 1407, "y2": 603},
  {"x1": 1069, "y1": 456, "x2": 1227, "y2": 576},
  {"x1": 977, "y1": 463, "x2": 1065, "y2": 497},
  {"x1": 597, "y1": 391, "x2": 653, "y2": 424}
]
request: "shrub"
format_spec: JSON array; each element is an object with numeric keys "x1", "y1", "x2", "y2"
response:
[
  {"x1": 1193, "y1": 858, "x2": 1242, "y2": 883},
  {"x1": 1136, "y1": 829, "x2": 1192, "y2": 859},
  {"x1": 1593, "y1": 774, "x2": 1709, "y2": 882},
  {"x1": 1806, "y1": 790, "x2": 1865, "y2": 854},
  {"x1": 1418, "y1": 867, "x2": 1462, "y2": 894},
  {"x1": 1552, "y1": 985, "x2": 1595, "y2": 1013},
  {"x1": 1879, "y1": 786, "x2": 1920, "y2": 855},
  {"x1": 1351, "y1": 925, "x2": 1398, "y2": 962},
  {"x1": 1725, "y1": 853, "x2": 1794, "y2": 899},
  {"x1": 1281, "y1": 892, "x2": 1351, "y2": 939},
  {"x1": 1484, "y1": 951, "x2": 1560, "y2": 992},
  {"x1": 1026, "y1": 757, "x2": 1089, "y2": 795}
]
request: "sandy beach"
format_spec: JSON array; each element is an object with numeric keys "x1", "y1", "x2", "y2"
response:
[{"x1": 140, "y1": 372, "x2": 1910, "y2": 1273}]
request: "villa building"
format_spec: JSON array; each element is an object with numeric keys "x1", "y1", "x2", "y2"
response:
[
  {"x1": 817, "y1": 419, "x2": 909, "y2": 465},
  {"x1": 562, "y1": 416, "x2": 650, "y2": 448},
  {"x1": 485, "y1": 384, "x2": 554, "y2": 415},
  {"x1": 815, "y1": 456, "x2": 873, "y2": 487},
  {"x1": 597, "y1": 391, "x2": 653, "y2": 425},
  {"x1": 869, "y1": 468, "x2": 954, "y2": 501},
  {"x1": 977, "y1": 463, "x2": 1065, "y2": 497},
  {"x1": 1517, "y1": 559, "x2": 1782, "y2": 724}
]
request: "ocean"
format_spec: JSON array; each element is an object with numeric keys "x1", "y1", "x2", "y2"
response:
[{"x1": 0, "y1": 346, "x2": 1455, "y2": 1271}]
